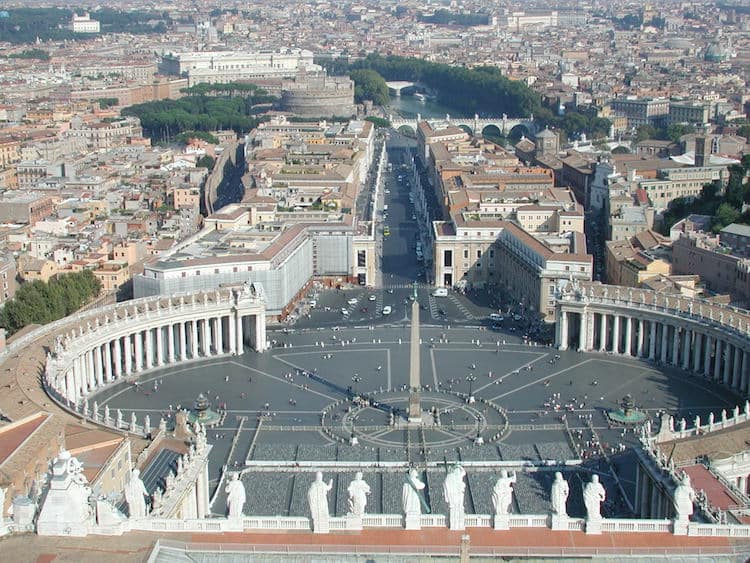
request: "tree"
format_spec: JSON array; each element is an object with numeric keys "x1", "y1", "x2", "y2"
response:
[
  {"x1": 365, "y1": 116, "x2": 391, "y2": 128},
  {"x1": 0, "y1": 270, "x2": 101, "y2": 335},
  {"x1": 349, "y1": 69, "x2": 389, "y2": 106},
  {"x1": 196, "y1": 155, "x2": 216, "y2": 170},
  {"x1": 712, "y1": 203, "x2": 741, "y2": 232},
  {"x1": 635, "y1": 125, "x2": 658, "y2": 144}
]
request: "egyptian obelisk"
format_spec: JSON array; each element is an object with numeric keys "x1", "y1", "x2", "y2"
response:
[{"x1": 408, "y1": 283, "x2": 422, "y2": 423}]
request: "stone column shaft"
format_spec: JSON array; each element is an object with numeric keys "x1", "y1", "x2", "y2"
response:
[
  {"x1": 714, "y1": 339, "x2": 723, "y2": 380},
  {"x1": 649, "y1": 321, "x2": 657, "y2": 360},
  {"x1": 104, "y1": 342, "x2": 113, "y2": 382},
  {"x1": 114, "y1": 337, "x2": 123, "y2": 379},
  {"x1": 660, "y1": 324, "x2": 669, "y2": 364},
  {"x1": 134, "y1": 331, "x2": 143, "y2": 372},
  {"x1": 156, "y1": 326, "x2": 165, "y2": 366},
  {"x1": 599, "y1": 313, "x2": 608, "y2": 352},
  {"x1": 145, "y1": 328, "x2": 154, "y2": 370},
  {"x1": 612, "y1": 315, "x2": 620, "y2": 354},
  {"x1": 94, "y1": 345, "x2": 104, "y2": 386},
  {"x1": 704, "y1": 336, "x2": 713, "y2": 378},
  {"x1": 637, "y1": 319, "x2": 645, "y2": 358},
  {"x1": 625, "y1": 317, "x2": 633, "y2": 356}
]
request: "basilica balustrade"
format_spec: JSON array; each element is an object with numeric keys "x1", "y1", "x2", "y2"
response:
[
  {"x1": 41, "y1": 285, "x2": 267, "y2": 433},
  {"x1": 555, "y1": 282, "x2": 750, "y2": 397}
]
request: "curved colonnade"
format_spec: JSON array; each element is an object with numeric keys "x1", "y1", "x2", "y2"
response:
[
  {"x1": 556, "y1": 282, "x2": 750, "y2": 397},
  {"x1": 42, "y1": 286, "x2": 267, "y2": 431}
]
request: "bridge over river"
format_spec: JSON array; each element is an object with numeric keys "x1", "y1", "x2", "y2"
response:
[{"x1": 389, "y1": 113, "x2": 537, "y2": 137}]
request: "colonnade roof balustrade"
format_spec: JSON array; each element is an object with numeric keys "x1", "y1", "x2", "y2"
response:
[{"x1": 561, "y1": 281, "x2": 750, "y2": 341}]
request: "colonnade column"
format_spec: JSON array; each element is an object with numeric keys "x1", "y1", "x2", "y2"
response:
[
  {"x1": 612, "y1": 315, "x2": 620, "y2": 354},
  {"x1": 86, "y1": 350, "x2": 96, "y2": 390},
  {"x1": 723, "y1": 343, "x2": 733, "y2": 385},
  {"x1": 228, "y1": 314, "x2": 236, "y2": 355},
  {"x1": 704, "y1": 336, "x2": 713, "y2": 378},
  {"x1": 577, "y1": 311, "x2": 587, "y2": 351},
  {"x1": 637, "y1": 319, "x2": 645, "y2": 358},
  {"x1": 714, "y1": 339, "x2": 723, "y2": 380},
  {"x1": 671, "y1": 326, "x2": 680, "y2": 366},
  {"x1": 624, "y1": 317, "x2": 633, "y2": 356},
  {"x1": 649, "y1": 321, "x2": 657, "y2": 360},
  {"x1": 94, "y1": 345, "x2": 104, "y2": 386},
  {"x1": 202, "y1": 318, "x2": 211, "y2": 356},
  {"x1": 733, "y1": 346, "x2": 742, "y2": 389},
  {"x1": 559, "y1": 311, "x2": 569, "y2": 351},
  {"x1": 254, "y1": 313, "x2": 266, "y2": 353},
  {"x1": 215, "y1": 316, "x2": 223, "y2": 354},
  {"x1": 191, "y1": 320, "x2": 199, "y2": 359},
  {"x1": 682, "y1": 330, "x2": 691, "y2": 371},
  {"x1": 167, "y1": 323, "x2": 175, "y2": 363},
  {"x1": 156, "y1": 326, "x2": 164, "y2": 366},
  {"x1": 660, "y1": 324, "x2": 669, "y2": 364},
  {"x1": 65, "y1": 371, "x2": 75, "y2": 403},
  {"x1": 236, "y1": 313, "x2": 244, "y2": 356},
  {"x1": 741, "y1": 351, "x2": 749, "y2": 394},
  {"x1": 114, "y1": 337, "x2": 123, "y2": 379},
  {"x1": 104, "y1": 342, "x2": 113, "y2": 383},
  {"x1": 180, "y1": 322, "x2": 188, "y2": 362},
  {"x1": 599, "y1": 313, "x2": 607, "y2": 352},
  {"x1": 124, "y1": 334, "x2": 133, "y2": 375},
  {"x1": 134, "y1": 331, "x2": 143, "y2": 372},
  {"x1": 693, "y1": 333, "x2": 703, "y2": 375},
  {"x1": 145, "y1": 328, "x2": 154, "y2": 370}
]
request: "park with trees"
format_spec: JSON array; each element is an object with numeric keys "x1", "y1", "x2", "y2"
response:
[
  {"x1": 0, "y1": 270, "x2": 101, "y2": 336},
  {"x1": 122, "y1": 83, "x2": 276, "y2": 143}
]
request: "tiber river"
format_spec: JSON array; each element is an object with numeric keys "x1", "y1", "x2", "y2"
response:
[{"x1": 385, "y1": 94, "x2": 467, "y2": 120}]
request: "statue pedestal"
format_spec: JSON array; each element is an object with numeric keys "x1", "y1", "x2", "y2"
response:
[
  {"x1": 585, "y1": 517, "x2": 602, "y2": 535},
  {"x1": 493, "y1": 513, "x2": 509, "y2": 530},
  {"x1": 672, "y1": 518, "x2": 688, "y2": 536},
  {"x1": 345, "y1": 514, "x2": 363, "y2": 531},
  {"x1": 448, "y1": 511, "x2": 465, "y2": 531},
  {"x1": 404, "y1": 513, "x2": 421, "y2": 530},
  {"x1": 550, "y1": 514, "x2": 568, "y2": 531},
  {"x1": 311, "y1": 517, "x2": 330, "y2": 534}
]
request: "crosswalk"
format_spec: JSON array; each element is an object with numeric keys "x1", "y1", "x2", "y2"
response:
[{"x1": 447, "y1": 293, "x2": 479, "y2": 320}]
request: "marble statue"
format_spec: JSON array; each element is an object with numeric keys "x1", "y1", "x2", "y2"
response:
[
  {"x1": 491, "y1": 470, "x2": 516, "y2": 516},
  {"x1": 152, "y1": 487, "x2": 163, "y2": 511},
  {"x1": 673, "y1": 474, "x2": 695, "y2": 522},
  {"x1": 551, "y1": 472, "x2": 569, "y2": 517},
  {"x1": 307, "y1": 471, "x2": 333, "y2": 533},
  {"x1": 402, "y1": 468, "x2": 426, "y2": 517},
  {"x1": 346, "y1": 472, "x2": 371, "y2": 517},
  {"x1": 124, "y1": 469, "x2": 149, "y2": 518},
  {"x1": 583, "y1": 474, "x2": 606, "y2": 521},
  {"x1": 443, "y1": 465, "x2": 466, "y2": 529},
  {"x1": 225, "y1": 473, "x2": 246, "y2": 519}
]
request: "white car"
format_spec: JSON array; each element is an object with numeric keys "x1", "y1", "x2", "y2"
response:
[
  {"x1": 309, "y1": 300, "x2": 317, "y2": 308},
  {"x1": 347, "y1": 298, "x2": 358, "y2": 305},
  {"x1": 513, "y1": 314, "x2": 522, "y2": 321},
  {"x1": 385, "y1": 189, "x2": 391, "y2": 194},
  {"x1": 341, "y1": 308, "x2": 350, "y2": 316},
  {"x1": 382, "y1": 306, "x2": 392, "y2": 315},
  {"x1": 368, "y1": 295, "x2": 377, "y2": 301},
  {"x1": 489, "y1": 313, "x2": 504, "y2": 322}
]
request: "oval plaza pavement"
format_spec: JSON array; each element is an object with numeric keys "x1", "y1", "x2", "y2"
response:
[{"x1": 92, "y1": 312, "x2": 741, "y2": 518}]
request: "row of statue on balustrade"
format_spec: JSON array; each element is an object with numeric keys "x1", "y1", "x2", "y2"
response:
[{"x1": 215, "y1": 465, "x2": 695, "y2": 532}]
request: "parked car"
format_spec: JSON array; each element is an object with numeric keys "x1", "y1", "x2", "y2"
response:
[
  {"x1": 432, "y1": 288, "x2": 448, "y2": 297},
  {"x1": 382, "y1": 306, "x2": 392, "y2": 315},
  {"x1": 347, "y1": 298, "x2": 358, "y2": 305},
  {"x1": 489, "y1": 313, "x2": 504, "y2": 322}
]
